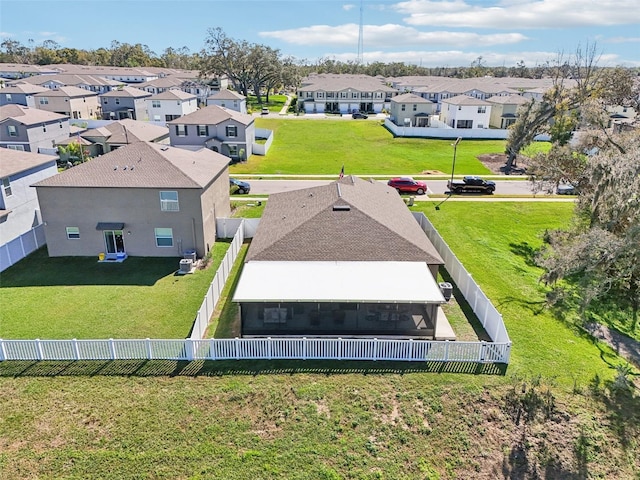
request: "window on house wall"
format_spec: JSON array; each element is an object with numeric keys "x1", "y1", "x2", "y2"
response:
[
  {"x1": 7, "y1": 145, "x2": 24, "y2": 151},
  {"x1": 2, "y1": 178, "x2": 12, "y2": 197},
  {"x1": 152, "y1": 100, "x2": 160, "y2": 108},
  {"x1": 6, "y1": 94, "x2": 11, "y2": 102},
  {"x1": 7, "y1": 125, "x2": 17, "y2": 137},
  {"x1": 160, "y1": 191, "x2": 179, "y2": 211},
  {"x1": 401, "y1": 105, "x2": 406, "y2": 111},
  {"x1": 154, "y1": 228, "x2": 174, "y2": 247},
  {"x1": 198, "y1": 125, "x2": 208, "y2": 136},
  {"x1": 103, "y1": 98, "x2": 108, "y2": 104},
  {"x1": 478, "y1": 106, "x2": 486, "y2": 113},
  {"x1": 228, "y1": 145, "x2": 238, "y2": 156},
  {"x1": 42, "y1": 124, "x2": 47, "y2": 132},
  {"x1": 226, "y1": 125, "x2": 237, "y2": 137},
  {"x1": 59, "y1": 121, "x2": 63, "y2": 128},
  {"x1": 115, "y1": 98, "x2": 120, "y2": 104},
  {"x1": 413, "y1": 104, "x2": 417, "y2": 111},
  {"x1": 176, "y1": 125, "x2": 187, "y2": 136},
  {"x1": 66, "y1": 226, "x2": 80, "y2": 239},
  {"x1": 40, "y1": 97, "x2": 49, "y2": 105}
]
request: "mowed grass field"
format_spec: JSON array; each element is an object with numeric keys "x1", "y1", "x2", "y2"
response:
[
  {"x1": 1, "y1": 202, "x2": 638, "y2": 479},
  {"x1": 230, "y1": 119, "x2": 499, "y2": 175}
]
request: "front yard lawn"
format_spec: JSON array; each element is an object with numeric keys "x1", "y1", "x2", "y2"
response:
[
  {"x1": 0, "y1": 242, "x2": 231, "y2": 339},
  {"x1": 231, "y1": 119, "x2": 499, "y2": 175}
]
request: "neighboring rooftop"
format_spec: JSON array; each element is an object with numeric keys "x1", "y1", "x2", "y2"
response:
[
  {"x1": 166, "y1": 104, "x2": 253, "y2": 126},
  {"x1": 0, "y1": 148, "x2": 58, "y2": 178}
]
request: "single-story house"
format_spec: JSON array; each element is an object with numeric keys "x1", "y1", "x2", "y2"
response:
[
  {"x1": 233, "y1": 176, "x2": 448, "y2": 338},
  {"x1": 33, "y1": 142, "x2": 231, "y2": 259}
]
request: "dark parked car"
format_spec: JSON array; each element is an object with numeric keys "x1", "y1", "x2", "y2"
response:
[
  {"x1": 447, "y1": 176, "x2": 495, "y2": 194},
  {"x1": 556, "y1": 183, "x2": 576, "y2": 195},
  {"x1": 352, "y1": 112, "x2": 368, "y2": 119},
  {"x1": 387, "y1": 177, "x2": 427, "y2": 195},
  {"x1": 230, "y1": 178, "x2": 250, "y2": 194}
]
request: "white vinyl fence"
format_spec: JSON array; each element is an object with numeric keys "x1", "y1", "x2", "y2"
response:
[
  {"x1": 189, "y1": 222, "x2": 245, "y2": 340},
  {"x1": 0, "y1": 215, "x2": 511, "y2": 364},
  {"x1": 0, "y1": 224, "x2": 46, "y2": 273},
  {"x1": 413, "y1": 212, "x2": 511, "y2": 345}
]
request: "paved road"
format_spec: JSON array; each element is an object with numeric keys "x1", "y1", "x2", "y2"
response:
[{"x1": 246, "y1": 179, "x2": 546, "y2": 196}]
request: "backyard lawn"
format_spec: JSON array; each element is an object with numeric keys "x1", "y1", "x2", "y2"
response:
[
  {"x1": 0, "y1": 242, "x2": 231, "y2": 339},
  {"x1": 230, "y1": 119, "x2": 500, "y2": 175},
  {"x1": 1, "y1": 201, "x2": 638, "y2": 479}
]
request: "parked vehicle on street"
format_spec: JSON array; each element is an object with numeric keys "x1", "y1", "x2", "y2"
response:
[
  {"x1": 447, "y1": 176, "x2": 495, "y2": 194},
  {"x1": 261, "y1": 107, "x2": 270, "y2": 115},
  {"x1": 387, "y1": 177, "x2": 427, "y2": 195},
  {"x1": 230, "y1": 178, "x2": 251, "y2": 194},
  {"x1": 556, "y1": 183, "x2": 576, "y2": 195},
  {"x1": 352, "y1": 112, "x2": 368, "y2": 119}
]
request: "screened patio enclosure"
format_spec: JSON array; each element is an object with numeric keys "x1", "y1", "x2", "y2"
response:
[{"x1": 233, "y1": 261, "x2": 447, "y2": 338}]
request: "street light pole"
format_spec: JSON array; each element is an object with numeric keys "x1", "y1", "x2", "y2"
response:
[{"x1": 435, "y1": 137, "x2": 462, "y2": 210}]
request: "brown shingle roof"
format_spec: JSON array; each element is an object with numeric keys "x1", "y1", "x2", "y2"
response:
[
  {"x1": 33, "y1": 142, "x2": 228, "y2": 189},
  {"x1": 148, "y1": 90, "x2": 196, "y2": 101},
  {"x1": 100, "y1": 86, "x2": 152, "y2": 98},
  {"x1": 82, "y1": 119, "x2": 168, "y2": 143},
  {"x1": 32, "y1": 85, "x2": 97, "y2": 98},
  {"x1": 0, "y1": 104, "x2": 69, "y2": 124},
  {"x1": 246, "y1": 176, "x2": 443, "y2": 265},
  {"x1": 0, "y1": 148, "x2": 58, "y2": 177},
  {"x1": 442, "y1": 94, "x2": 491, "y2": 106},
  {"x1": 207, "y1": 89, "x2": 245, "y2": 100}
]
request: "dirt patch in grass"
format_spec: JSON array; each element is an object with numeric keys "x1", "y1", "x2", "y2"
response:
[{"x1": 477, "y1": 153, "x2": 531, "y2": 175}]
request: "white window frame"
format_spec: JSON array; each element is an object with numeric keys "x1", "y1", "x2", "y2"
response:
[
  {"x1": 7, "y1": 145, "x2": 25, "y2": 151},
  {"x1": 7, "y1": 125, "x2": 17, "y2": 137},
  {"x1": 39, "y1": 97, "x2": 49, "y2": 105},
  {"x1": 197, "y1": 125, "x2": 208, "y2": 137},
  {"x1": 176, "y1": 125, "x2": 187, "y2": 137},
  {"x1": 226, "y1": 125, "x2": 237, "y2": 138},
  {"x1": 5, "y1": 93, "x2": 11, "y2": 102},
  {"x1": 2, "y1": 177, "x2": 12, "y2": 197},
  {"x1": 154, "y1": 228, "x2": 174, "y2": 247},
  {"x1": 478, "y1": 106, "x2": 486, "y2": 113},
  {"x1": 159, "y1": 191, "x2": 179, "y2": 211},
  {"x1": 66, "y1": 226, "x2": 80, "y2": 239},
  {"x1": 152, "y1": 100, "x2": 161, "y2": 108}
]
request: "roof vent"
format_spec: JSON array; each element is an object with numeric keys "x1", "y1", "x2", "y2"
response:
[
  {"x1": 113, "y1": 165, "x2": 118, "y2": 170},
  {"x1": 332, "y1": 205, "x2": 351, "y2": 211},
  {"x1": 161, "y1": 146, "x2": 169, "y2": 151}
]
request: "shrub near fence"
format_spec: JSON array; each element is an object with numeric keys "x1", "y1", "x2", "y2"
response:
[{"x1": 0, "y1": 216, "x2": 511, "y2": 364}]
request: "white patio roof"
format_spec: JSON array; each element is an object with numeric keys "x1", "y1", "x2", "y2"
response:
[{"x1": 233, "y1": 261, "x2": 445, "y2": 304}]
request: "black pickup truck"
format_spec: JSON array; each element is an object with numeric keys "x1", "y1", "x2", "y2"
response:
[{"x1": 447, "y1": 176, "x2": 496, "y2": 194}]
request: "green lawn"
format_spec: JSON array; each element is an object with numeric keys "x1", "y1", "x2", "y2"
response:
[
  {"x1": 247, "y1": 94, "x2": 288, "y2": 113},
  {"x1": 231, "y1": 119, "x2": 499, "y2": 175},
  {"x1": 0, "y1": 242, "x2": 230, "y2": 339},
  {"x1": 1, "y1": 202, "x2": 638, "y2": 478}
]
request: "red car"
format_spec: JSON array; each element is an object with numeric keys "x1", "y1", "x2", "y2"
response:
[{"x1": 387, "y1": 177, "x2": 427, "y2": 195}]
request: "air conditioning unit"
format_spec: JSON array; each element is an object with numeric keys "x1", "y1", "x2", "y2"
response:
[
  {"x1": 179, "y1": 258, "x2": 193, "y2": 273},
  {"x1": 439, "y1": 282, "x2": 453, "y2": 302}
]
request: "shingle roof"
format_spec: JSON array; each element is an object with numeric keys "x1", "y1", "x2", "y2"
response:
[
  {"x1": 166, "y1": 105, "x2": 253, "y2": 126},
  {"x1": 1, "y1": 83, "x2": 49, "y2": 95},
  {"x1": 298, "y1": 74, "x2": 397, "y2": 93},
  {"x1": 138, "y1": 77, "x2": 184, "y2": 88},
  {"x1": 32, "y1": 85, "x2": 98, "y2": 98},
  {"x1": 391, "y1": 93, "x2": 434, "y2": 104},
  {"x1": 13, "y1": 74, "x2": 122, "y2": 88},
  {"x1": 486, "y1": 94, "x2": 528, "y2": 105},
  {"x1": 100, "y1": 86, "x2": 152, "y2": 98},
  {"x1": 0, "y1": 104, "x2": 69, "y2": 124},
  {"x1": 207, "y1": 89, "x2": 245, "y2": 100},
  {"x1": 81, "y1": 119, "x2": 168, "y2": 143},
  {"x1": 33, "y1": 142, "x2": 229, "y2": 189},
  {"x1": 442, "y1": 94, "x2": 491, "y2": 106},
  {"x1": 148, "y1": 89, "x2": 196, "y2": 101},
  {"x1": 245, "y1": 176, "x2": 443, "y2": 265},
  {"x1": 0, "y1": 148, "x2": 58, "y2": 177}
]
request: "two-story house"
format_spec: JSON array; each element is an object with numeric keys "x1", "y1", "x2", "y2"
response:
[
  {"x1": 0, "y1": 148, "x2": 58, "y2": 246},
  {"x1": 167, "y1": 105, "x2": 255, "y2": 162},
  {"x1": 487, "y1": 94, "x2": 529, "y2": 129},
  {"x1": 99, "y1": 86, "x2": 152, "y2": 120},
  {"x1": 440, "y1": 95, "x2": 492, "y2": 129},
  {"x1": 389, "y1": 93, "x2": 436, "y2": 127},
  {"x1": 297, "y1": 74, "x2": 398, "y2": 114},
  {"x1": 206, "y1": 89, "x2": 247, "y2": 113},
  {"x1": 33, "y1": 142, "x2": 231, "y2": 259},
  {"x1": 0, "y1": 84, "x2": 49, "y2": 107},
  {"x1": 145, "y1": 90, "x2": 197, "y2": 122},
  {"x1": 10, "y1": 73, "x2": 123, "y2": 94},
  {"x1": 32, "y1": 85, "x2": 101, "y2": 119},
  {"x1": 0, "y1": 104, "x2": 70, "y2": 153}
]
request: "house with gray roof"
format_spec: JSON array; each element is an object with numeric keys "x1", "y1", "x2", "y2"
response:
[
  {"x1": 145, "y1": 90, "x2": 197, "y2": 122},
  {"x1": 233, "y1": 176, "x2": 448, "y2": 338},
  {"x1": 0, "y1": 104, "x2": 70, "y2": 152},
  {"x1": 32, "y1": 85, "x2": 101, "y2": 119},
  {"x1": 389, "y1": 93, "x2": 436, "y2": 127},
  {"x1": 99, "y1": 86, "x2": 152, "y2": 120},
  {"x1": 167, "y1": 105, "x2": 256, "y2": 162},
  {"x1": 33, "y1": 142, "x2": 231, "y2": 260},
  {"x1": 486, "y1": 94, "x2": 529, "y2": 129},
  {"x1": 11, "y1": 73, "x2": 124, "y2": 94},
  {"x1": 297, "y1": 74, "x2": 398, "y2": 114},
  {"x1": 206, "y1": 89, "x2": 247, "y2": 113},
  {"x1": 70, "y1": 118, "x2": 169, "y2": 156},
  {"x1": 0, "y1": 148, "x2": 58, "y2": 246},
  {"x1": 440, "y1": 95, "x2": 492, "y2": 129},
  {"x1": 0, "y1": 83, "x2": 49, "y2": 107}
]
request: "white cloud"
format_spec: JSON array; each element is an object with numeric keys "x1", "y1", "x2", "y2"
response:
[
  {"x1": 260, "y1": 24, "x2": 527, "y2": 48},
  {"x1": 393, "y1": 0, "x2": 640, "y2": 29},
  {"x1": 606, "y1": 36, "x2": 640, "y2": 44},
  {"x1": 343, "y1": 4, "x2": 356, "y2": 11},
  {"x1": 0, "y1": 32, "x2": 14, "y2": 38}
]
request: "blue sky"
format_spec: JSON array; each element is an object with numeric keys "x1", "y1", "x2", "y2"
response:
[{"x1": 2, "y1": 0, "x2": 639, "y2": 67}]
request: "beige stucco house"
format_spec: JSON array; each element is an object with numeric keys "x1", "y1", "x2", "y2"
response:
[
  {"x1": 32, "y1": 85, "x2": 101, "y2": 119},
  {"x1": 33, "y1": 142, "x2": 230, "y2": 259},
  {"x1": 486, "y1": 94, "x2": 528, "y2": 129},
  {"x1": 389, "y1": 93, "x2": 436, "y2": 127}
]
